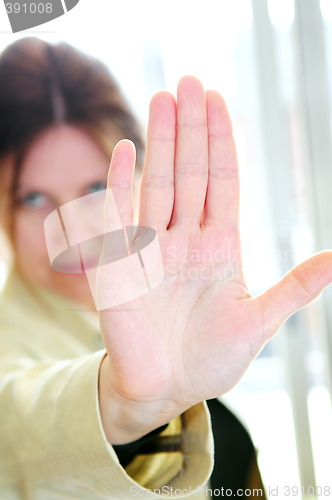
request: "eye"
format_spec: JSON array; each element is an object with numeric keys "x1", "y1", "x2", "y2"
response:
[
  {"x1": 18, "y1": 192, "x2": 48, "y2": 209},
  {"x1": 87, "y1": 182, "x2": 107, "y2": 194}
]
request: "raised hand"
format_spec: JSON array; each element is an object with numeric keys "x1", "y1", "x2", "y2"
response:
[{"x1": 98, "y1": 76, "x2": 332, "y2": 444}]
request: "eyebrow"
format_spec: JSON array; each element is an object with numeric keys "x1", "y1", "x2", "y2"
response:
[
  {"x1": 14, "y1": 185, "x2": 48, "y2": 194},
  {"x1": 14, "y1": 179, "x2": 107, "y2": 198}
]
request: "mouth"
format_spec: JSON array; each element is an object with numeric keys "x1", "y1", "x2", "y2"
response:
[
  {"x1": 53, "y1": 261, "x2": 83, "y2": 274},
  {"x1": 52, "y1": 256, "x2": 100, "y2": 274}
]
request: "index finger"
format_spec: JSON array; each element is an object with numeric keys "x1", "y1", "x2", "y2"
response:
[{"x1": 203, "y1": 90, "x2": 240, "y2": 231}]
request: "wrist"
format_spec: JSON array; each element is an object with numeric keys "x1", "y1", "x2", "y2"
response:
[{"x1": 98, "y1": 354, "x2": 171, "y2": 444}]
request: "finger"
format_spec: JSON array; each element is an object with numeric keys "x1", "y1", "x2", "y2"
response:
[
  {"x1": 169, "y1": 76, "x2": 208, "y2": 227},
  {"x1": 138, "y1": 91, "x2": 176, "y2": 230},
  {"x1": 256, "y1": 251, "x2": 332, "y2": 337},
  {"x1": 106, "y1": 139, "x2": 136, "y2": 230},
  {"x1": 203, "y1": 90, "x2": 240, "y2": 231}
]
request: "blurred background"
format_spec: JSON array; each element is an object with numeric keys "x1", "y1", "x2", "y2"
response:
[{"x1": 1, "y1": 0, "x2": 332, "y2": 497}]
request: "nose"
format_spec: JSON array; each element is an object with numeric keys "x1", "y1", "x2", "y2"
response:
[
  {"x1": 59, "y1": 189, "x2": 108, "y2": 248},
  {"x1": 44, "y1": 190, "x2": 116, "y2": 273}
]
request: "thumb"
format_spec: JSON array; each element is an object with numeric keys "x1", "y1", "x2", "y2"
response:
[{"x1": 256, "y1": 251, "x2": 332, "y2": 338}]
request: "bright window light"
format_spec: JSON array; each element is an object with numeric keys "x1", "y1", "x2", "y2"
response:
[
  {"x1": 267, "y1": 0, "x2": 295, "y2": 28},
  {"x1": 320, "y1": 0, "x2": 332, "y2": 22}
]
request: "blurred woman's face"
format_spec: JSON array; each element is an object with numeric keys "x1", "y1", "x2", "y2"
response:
[{"x1": 12, "y1": 125, "x2": 112, "y2": 308}]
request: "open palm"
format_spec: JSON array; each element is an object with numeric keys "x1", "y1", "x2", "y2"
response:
[{"x1": 99, "y1": 76, "x2": 332, "y2": 442}]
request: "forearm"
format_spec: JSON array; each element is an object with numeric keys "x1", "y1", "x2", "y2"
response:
[{"x1": 1, "y1": 350, "x2": 214, "y2": 497}]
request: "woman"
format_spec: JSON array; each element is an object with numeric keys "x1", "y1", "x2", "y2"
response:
[{"x1": 0, "y1": 37, "x2": 331, "y2": 499}]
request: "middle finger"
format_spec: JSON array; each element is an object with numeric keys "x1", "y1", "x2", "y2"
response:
[{"x1": 169, "y1": 76, "x2": 208, "y2": 228}]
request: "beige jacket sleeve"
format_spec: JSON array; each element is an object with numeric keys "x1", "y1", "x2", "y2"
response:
[{"x1": 0, "y1": 349, "x2": 214, "y2": 499}]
